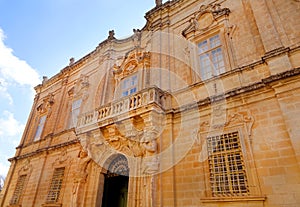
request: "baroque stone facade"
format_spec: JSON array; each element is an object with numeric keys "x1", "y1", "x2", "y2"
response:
[{"x1": 1, "y1": 0, "x2": 300, "y2": 206}]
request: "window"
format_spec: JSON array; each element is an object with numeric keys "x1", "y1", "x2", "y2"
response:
[
  {"x1": 68, "y1": 99, "x2": 82, "y2": 128},
  {"x1": 121, "y1": 74, "x2": 138, "y2": 97},
  {"x1": 46, "y1": 167, "x2": 65, "y2": 203},
  {"x1": 10, "y1": 175, "x2": 27, "y2": 205},
  {"x1": 198, "y1": 34, "x2": 225, "y2": 80},
  {"x1": 34, "y1": 115, "x2": 47, "y2": 141},
  {"x1": 207, "y1": 131, "x2": 249, "y2": 196}
]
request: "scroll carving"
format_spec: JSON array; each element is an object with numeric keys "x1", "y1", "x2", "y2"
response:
[
  {"x1": 195, "y1": 111, "x2": 255, "y2": 143},
  {"x1": 103, "y1": 127, "x2": 158, "y2": 158},
  {"x1": 68, "y1": 74, "x2": 90, "y2": 101},
  {"x1": 113, "y1": 51, "x2": 150, "y2": 80},
  {"x1": 182, "y1": 3, "x2": 230, "y2": 37},
  {"x1": 36, "y1": 93, "x2": 54, "y2": 114}
]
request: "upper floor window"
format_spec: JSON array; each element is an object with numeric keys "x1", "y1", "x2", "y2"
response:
[
  {"x1": 198, "y1": 34, "x2": 225, "y2": 80},
  {"x1": 68, "y1": 99, "x2": 82, "y2": 128},
  {"x1": 46, "y1": 167, "x2": 65, "y2": 203},
  {"x1": 10, "y1": 174, "x2": 27, "y2": 205},
  {"x1": 207, "y1": 131, "x2": 249, "y2": 196},
  {"x1": 34, "y1": 115, "x2": 47, "y2": 141},
  {"x1": 121, "y1": 74, "x2": 138, "y2": 97}
]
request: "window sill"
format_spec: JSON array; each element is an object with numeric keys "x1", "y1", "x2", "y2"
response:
[{"x1": 201, "y1": 196, "x2": 266, "y2": 203}]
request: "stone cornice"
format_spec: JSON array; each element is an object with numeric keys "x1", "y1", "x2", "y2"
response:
[
  {"x1": 170, "y1": 67, "x2": 300, "y2": 114},
  {"x1": 34, "y1": 32, "x2": 145, "y2": 93},
  {"x1": 145, "y1": 0, "x2": 181, "y2": 18},
  {"x1": 34, "y1": 52, "x2": 93, "y2": 92},
  {"x1": 9, "y1": 139, "x2": 79, "y2": 162}
]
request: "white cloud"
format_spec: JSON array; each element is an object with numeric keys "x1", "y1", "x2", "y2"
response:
[
  {"x1": 0, "y1": 28, "x2": 40, "y2": 87},
  {"x1": 0, "y1": 111, "x2": 25, "y2": 139},
  {"x1": 0, "y1": 161, "x2": 9, "y2": 178},
  {"x1": 0, "y1": 78, "x2": 13, "y2": 104}
]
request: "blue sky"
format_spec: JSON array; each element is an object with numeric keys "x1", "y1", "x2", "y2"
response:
[{"x1": 0, "y1": 0, "x2": 159, "y2": 178}]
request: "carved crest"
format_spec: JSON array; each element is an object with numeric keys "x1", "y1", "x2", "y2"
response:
[
  {"x1": 195, "y1": 111, "x2": 255, "y2": 144},
  {"x1": 113, "y1": 51, "x2": 150, "y2": 82},
  {"x1": 37, "y1": 93, "x2": 54, "y2": 114},
  {"x1": 182, "y1": 3, "x2": 230, "y2": 37},
  {"x1": 68, "y1": 74, "x2": 90, "y2": 100}
]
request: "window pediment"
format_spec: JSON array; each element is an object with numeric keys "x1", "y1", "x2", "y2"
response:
[
  {"x1": 113, "y1": 51, "x2": 150, "y2": 81},
  {"x1": 37, "y1": 93, "x2": 54, "y2": 114},
  {"x1": 182, "y1": 3, "x2": 230, "y2": 38}
]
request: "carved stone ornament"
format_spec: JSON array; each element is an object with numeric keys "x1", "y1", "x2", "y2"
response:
[
  {"x1": 18, "y1": 159, "x2": 33, "y2": 175},
  {"x1": 196, "y1": 111, "x2": 255, "y2": 143},
  {"x1": 107, "y1": 30, "x2": 115, "y2": 40},
  {"x1": 102, "y1": 126, "x2": 158, "y2": 158},
  {"x1": 37, "y1": 93, "x2": 54, "y2": 114},
  {"x1": 113, "y1": 51, "x2": 151, "y2": 84},
  {"x1": 132, "y1": 29, "x2": 142, "y2": 48},
  {"x1": 155, "y1": 0, "x2": 162, "y2": 7},
  {"x1": 182, "y1": 3, "x2": 230, "y2": 37},
  {"x1": 53, "y1": 150, "x2": 70, "y2": 166},
  {"x1": 68, "y1": 74, "x2": 90, "y2": 100}
]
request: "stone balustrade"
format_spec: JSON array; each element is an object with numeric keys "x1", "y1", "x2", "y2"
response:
[{"x1": 77, "y1": 86, "x2": 168, "y2": 129}]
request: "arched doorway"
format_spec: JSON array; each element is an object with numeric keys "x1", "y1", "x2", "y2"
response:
[{"x1": 101, "y1": 154, "x2": 129, "y2": 207}]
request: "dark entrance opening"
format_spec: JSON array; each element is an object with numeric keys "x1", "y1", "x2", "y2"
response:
[
  {"x1": 101, "y1": 154, "x2": 129, "y2": 207},
  {"x1": 102, "y1": 173, "x2": 128, "y2": 207}
]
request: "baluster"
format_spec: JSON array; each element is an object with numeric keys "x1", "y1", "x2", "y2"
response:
[{"x1": 138, "y1": 94, "x2": 142, "y2": 106}]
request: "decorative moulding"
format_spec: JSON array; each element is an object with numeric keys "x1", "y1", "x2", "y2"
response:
[
  {"x1": 36, "y1": 93, "x2": 55, "y2": 115},
  {"x1": 182, "y1": 3, "x2": 230, "y2": 37}
]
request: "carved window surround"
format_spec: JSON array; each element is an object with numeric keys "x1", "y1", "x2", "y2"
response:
[
  {"x1": 194, "y1": 110, "x2": 263, "y2": 199},
  {"x1": 8, "y1": 159, "x2": 33, "y2": 206},
  {"x1": 182, "y1": 3, "x2": 231, "y2": 39},
  {"x1": 182, "y1": 3, "x2": 235, "y2": 84},
  {"x1": 42, "y1": 151, "x2": 70, "y2": 207},
  {"x1": 113, "y1": 51, "x2": 151, "y2": 97},
  {"x1": 32, "y1": 93, "x2": 55, "y2": 142}
]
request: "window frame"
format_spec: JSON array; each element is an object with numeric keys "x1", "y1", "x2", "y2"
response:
[
  {"x1": 120, "y1": 73, "x2": 138, "y2": 97},
  {"x1": 68, "y1": 98, "x2": 82, "y2": 129},
  {"x1": 45, "y1": 167, "x2": 65, "y2": 204},
  {"x1": 33, "y1": 114, "x2": 47, "y2": 141},
  {"x1": 10, "y1": 174, "x2": 27, "y2": 205},
  {"x1": 206, "y1": 131, "x2": 249, "y2": 197},
  {"x1": 197, "y1": 33, "x2": 226, "y2": 81}
]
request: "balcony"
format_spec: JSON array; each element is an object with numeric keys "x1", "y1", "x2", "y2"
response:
[{"x1": 76, "y1": 86, "x2": 169, "y2": 133}]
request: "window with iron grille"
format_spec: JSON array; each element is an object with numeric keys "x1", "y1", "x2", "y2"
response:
[
  {"x1": 46, "y1": 167, "x2": 65, "y2": 203},
  {"x1": 207, "y1": 131, "x2": 249, "y2": 196},
  {"x1": 10, "y1": 175, "x2": 27, "y2": 204},
  {"x1": 198, "y1": 34, "x2": 225, "y2": 80}
]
